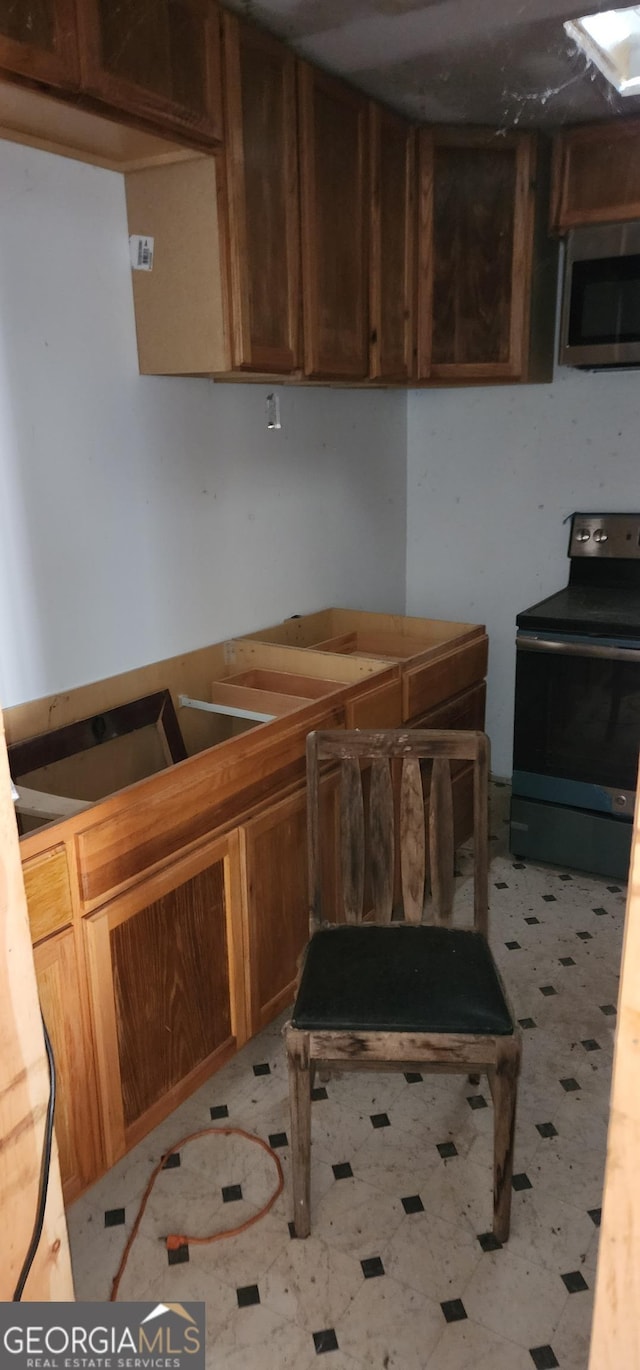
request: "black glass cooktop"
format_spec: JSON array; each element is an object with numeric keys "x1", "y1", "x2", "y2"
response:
[{"x1": 517, "y1": 583, "x2": 640, "y2": 639}]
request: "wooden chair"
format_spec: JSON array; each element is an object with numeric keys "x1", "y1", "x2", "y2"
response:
[{"x1": 285, "y1": 729, "x2": 521, "y2": 1242}]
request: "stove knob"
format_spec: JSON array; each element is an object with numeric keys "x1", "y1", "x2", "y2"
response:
[
  {"x1": 593, "y1": 528, "x2": 608, "y2": 543},
  {"x1": 576, "y1": 528, "x2": 591, "y2": 542}
]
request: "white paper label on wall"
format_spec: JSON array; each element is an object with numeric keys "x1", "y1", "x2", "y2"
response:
[{"x1": 129, "y1": 235, "x2": 154, "y2": 271}]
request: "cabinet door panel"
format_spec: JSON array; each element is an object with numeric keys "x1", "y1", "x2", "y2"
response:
[
  {"x1": 34, "y1": 929, "x2": 101, "y2": 1201},
  {"x1": 79, "y1": 0, "x2": 222, "y2": 143},
  {"x1": 370, "y1": 105, "x2": 415, "y2": 382},
  {"x1": 419, "y1": 131, "x2": 535, "y2": 381},
  {"x1": 223, "y1": 14, "x2": 300, "y2": 372},
  {"x1": 85, "y1": 833, "x2": 244, "y2": 1163},
  {"x1": 0, "y1": 0, "x2": 79, "y2": 88},
  {"x1": 299, "y1": 64, "x2": 369, "y2": 379},
  {"x1": 551, "y1": 119, "x2": 640, "y2": 231},
  {"x1": 242, "y1": 779, "x2": 340, "y2": 1033},
  {"x1": 112, "y1": 862, "x2": 231, "y2": 1127}
]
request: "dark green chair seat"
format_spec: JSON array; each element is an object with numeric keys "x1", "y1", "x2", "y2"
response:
[{"x1": 292, "y1": 923, "x2": 514, "y2": 1036}]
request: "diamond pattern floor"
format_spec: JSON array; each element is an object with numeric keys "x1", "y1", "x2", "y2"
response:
[{"x1": 67, "y1": 784, "x2": 623, "y2": 1369}]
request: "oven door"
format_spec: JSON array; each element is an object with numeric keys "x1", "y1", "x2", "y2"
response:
[{"x1": 512, "y1": 633, "x2": 640, "y2": 817}]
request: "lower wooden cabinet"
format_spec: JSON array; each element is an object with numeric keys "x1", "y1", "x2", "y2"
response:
[
  {"x1": 84, "y1": 831, "x2": 246, "y2": 1165},
  {"x1": 34, "y1": 928, "x2": 101, "y2": 1203},
  {"x1": 240, "y1": 778, "x2": 341, "y2": 1034}
]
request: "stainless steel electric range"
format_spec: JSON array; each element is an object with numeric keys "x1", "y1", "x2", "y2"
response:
[{"x1": 510, "y1": 512, "x2": 640, "y2": 880}]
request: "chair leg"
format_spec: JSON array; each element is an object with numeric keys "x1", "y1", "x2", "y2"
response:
[
  {"x1": 491, "y1": 1036, "x2": 521, "y2": 1243},
  {"x1": 286, "y1": 1029, "x2": 312, "y2": 1238}
]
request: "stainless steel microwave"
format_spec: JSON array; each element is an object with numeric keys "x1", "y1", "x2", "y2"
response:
[{"x1": 559, "y1": 222, "x2": 640, "y2": 369}]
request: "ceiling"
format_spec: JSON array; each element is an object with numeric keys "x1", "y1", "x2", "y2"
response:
[{"x1": 225, "y1": 0, "x2": 640, "y2": 126}]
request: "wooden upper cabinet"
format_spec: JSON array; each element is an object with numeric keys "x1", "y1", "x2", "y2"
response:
[
  {"x1": 298, "y1": 63, "x2": 369, "y2": 380},
  {"x1": 223, "y1": 13, "x2": 300, "y2": 373},
  {"x1": 0, "y1": 0, "x2": 79, "y2": 88},
  {"x1": 418, "y1": 129, "x2": 537, "y2": 382},
  {"x1": 77, "y1": 0, "x2": 222, "y2": 143},
  {"x1": 551, "y1": 118, "x2": 640, "y2": 233},
  {"x1": 370, "y1": 104, "x2": 416, "y2": 383}
]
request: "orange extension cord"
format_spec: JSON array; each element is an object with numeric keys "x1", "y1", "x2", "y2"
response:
[{"x1": 110, "y1": 1126, "x2": 285, "y2": 1302}]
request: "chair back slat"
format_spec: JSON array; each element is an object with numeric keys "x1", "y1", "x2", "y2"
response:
[
  {"x1": 340, "y1": 756, "x2": 365, "y2": 923},
  {"x1": 400, "y1": 755, "x2": 426, "y2": 924},
  {"x1": 429, "y1": 756, "x2": 455, "y2": 924},
  {"x1": 369, "y1": 758, "x2": 394, "y2": 924},
  {"x1": 308, "y1": 729, "x2": 490, "y2": 937}
]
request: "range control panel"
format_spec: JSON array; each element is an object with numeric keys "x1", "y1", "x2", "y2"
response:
[{"x1": 569, "y1": 513, "x2": 640, "y2": 560}]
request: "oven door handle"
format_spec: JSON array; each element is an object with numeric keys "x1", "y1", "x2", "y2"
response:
[{"x1": 517, "y1": 636, "x2": 640, "y2": 663}]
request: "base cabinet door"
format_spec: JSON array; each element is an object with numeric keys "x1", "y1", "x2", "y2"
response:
[
  {"x1": 0, "y1": 0, "x2": 79, "y2": 89},
  {"x1": 84, "y1": 832, "x2": 246, "y2": 1167},
  {"x1": 240, "y1": 779, "x2": 340, "y2": 1034},
  {"x1": 34, "y1": 928, "x2": 101, "y2": 1203}
]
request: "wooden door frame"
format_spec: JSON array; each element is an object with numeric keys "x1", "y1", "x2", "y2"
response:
[
  {"x1": 0, "y1": 704, "x2": 74, "y2": 1300},
  {"x1": 589, "y1": 771, "x2": 640, "y2": 1366}
]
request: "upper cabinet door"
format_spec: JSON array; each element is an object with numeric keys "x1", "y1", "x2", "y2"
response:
[
  {"x1": 0, "y1": 0, "x2": 79, "y2": 88},
  {"x1": 223, "y1": 13, "x2": 300, "y2": 374},
  {"x1": 551, "y1": 119, "x2": 640, "y2": 232},
  {"x1": 78, "y1": 0, "x2": 222, "y2": 144},
  {"x1": 370, "y1": 105, "x2": 416, "y2": 383},
  {"x1": 418, "y1": 129, "x2": 536, "y2": 382},
  {"x1": 298, "y1": 63, "x2": 369, "y2": 380}
]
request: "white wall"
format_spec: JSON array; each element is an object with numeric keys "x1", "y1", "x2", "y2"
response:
[
  {"x1": 407, "y1": 368, "x2": 640, "y2": 775},
  {"x1": 0, "y1": 140, "x2": 407, "y2": 709}
]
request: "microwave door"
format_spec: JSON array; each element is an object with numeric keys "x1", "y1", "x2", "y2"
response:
[{"x1": 560, "y1": 224, "x2": 640, "y2": 367}]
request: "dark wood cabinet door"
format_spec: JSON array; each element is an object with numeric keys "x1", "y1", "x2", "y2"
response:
[
  {"x1": 78, "y1": 0, "x2": 222, "y2": 143},
  {"x1": 85, "y1": 832, "x2": 245, "y2": 1162},
  {"x1": 298, "y1": 63, "x2": 369, "y2": 379},
  {"x1": 370, "y1": 105, "x2": 415, "y2": 382},
  {"x1": 0, "y1": 0, "x2": 79, "y2": 88},
  {"x1": 551, "y1": 118, "x2": 640, "y2": 232},
  {"x1": 223, "y1": 13, "x2": 300, "y2": 373},
  {"x1": 418, "y1": 129, "x2": 536, "y2": 381}
]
